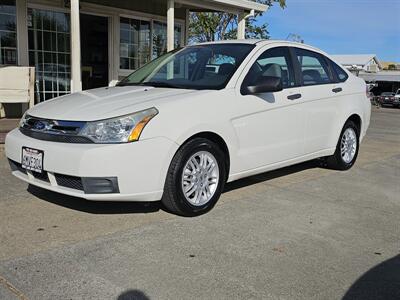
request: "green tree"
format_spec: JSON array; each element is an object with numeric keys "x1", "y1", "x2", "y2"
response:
[{"x1": 189, "y1": 0, "x2": 286, "y2": 43}]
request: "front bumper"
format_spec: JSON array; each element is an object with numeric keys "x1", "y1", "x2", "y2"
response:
[
  {"x1": 380, "y1": 98, "x2": 397, "y2": 105},
  {"x1": 5, "y1": 129, "x2": 179, "y2": 201}
]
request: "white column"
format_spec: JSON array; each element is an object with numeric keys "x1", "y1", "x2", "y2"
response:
[
  {"x1": 167, "y1": 0, "x2": 175, "y2": 52},
  {"x1": 111, "y1": 13, "x2": 120, "y2": 82},
  {"x1": 237, "y1": 10, "x2": 246, "y2": 40},
  {"x1": 16, "y1": 0, "x2": 28, "y2": 66},
  {"x1": 70, "y1": 0, "x2": 82, "y2": 92}
]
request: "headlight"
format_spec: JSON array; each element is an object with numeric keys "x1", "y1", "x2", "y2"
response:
[
  {"x1": 19, "y1": 112, "x2": 28, "y2": 128},
  {"x1": 79, "y1": 108, "x2": 158, "y2": 143}
]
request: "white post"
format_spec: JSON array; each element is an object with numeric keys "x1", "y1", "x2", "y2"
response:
[
  {"x1": 237, "y1": 10, "x2": 246, "y2": 39},
  {"x1": 167, "y1": 0, "x2": 175, "y2": 52},
  {"x1": 70, "y1": 0, "x2": 82, "y2": 92},
  {"x1": 111, "y1": 13, "x2": 120, "y2": 83},
  {"x1": 15, "y1": 0, "x2": 30, "y2": 115}
]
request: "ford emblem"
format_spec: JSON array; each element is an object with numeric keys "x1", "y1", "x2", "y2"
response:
[{"x1": 33, "y1": 121, "x2": 48, "y2": 130}]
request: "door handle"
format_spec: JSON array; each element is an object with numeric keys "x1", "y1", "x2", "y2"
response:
[
  {"x1": 287, "y1": 93, "x2": 302, "y2": 100},
  {"x1": 332, "y1": 87, "x2": 342, "y2": 93}
]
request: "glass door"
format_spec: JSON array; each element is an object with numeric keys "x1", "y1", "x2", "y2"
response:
[
  {"x1": 27, "y1": 8, "x2": 71, "y2": 102},
  {"x1": 0, "y1": 0, "x2": 18, "y2": 65},
  {"x1": 80, "y1": 13, "x2": 109, "y2": 90},
  {"x1": 152, "y1": 21, "x2": 182, "y2": 59}
]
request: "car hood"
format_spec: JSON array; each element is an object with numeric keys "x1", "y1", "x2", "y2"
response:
[{"x1": 28, "y1": 86, "x2": 200, "y2": 121}]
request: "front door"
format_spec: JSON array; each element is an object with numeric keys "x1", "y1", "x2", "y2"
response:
[
  {"x1": 232, "y1": 46, "x2": 305, "y2": 171},
  {"x1": 80, "y1": 14, "x2": 108, "y2": 90}
]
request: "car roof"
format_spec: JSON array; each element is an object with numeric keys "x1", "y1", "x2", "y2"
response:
[
  {"x1": 194, "y1": 39, "x2": 327, "y2": 55},
  {"x1": 197, "y1": 39, "x2": 305, "y2": 45}
]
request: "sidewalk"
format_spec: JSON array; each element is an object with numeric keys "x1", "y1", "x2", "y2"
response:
[{"x1": 0, "y1": 118, "x2": 19, "y2": 144}]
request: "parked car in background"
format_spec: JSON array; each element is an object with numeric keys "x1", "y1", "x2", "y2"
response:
[
  {"x1": 378, "y1": 92, "x2": 396, "y2": 107},
  {"x1": 5, "y1": 40, "x2": 371, "y2": 216},
  {"x1": 394, "y1": 89, "x2": 400, "y2": 107}
]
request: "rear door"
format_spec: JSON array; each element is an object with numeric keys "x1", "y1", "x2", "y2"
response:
[{"x1": 291, "y1": 47, "x2": 339, "y2": 154}]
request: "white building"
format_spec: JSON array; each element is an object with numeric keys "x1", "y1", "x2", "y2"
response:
[
  {"x1": 0, "y1": 0, "x2": 267, "y2": 115},
  {"x1": 332, "y1": 54, "x2": 400, "y2": 94},
  {"x1": 331, "y1": 54, "x2": 382, "y2": 73}
]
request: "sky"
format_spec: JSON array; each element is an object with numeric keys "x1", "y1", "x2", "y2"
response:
[{"x1": 256, "y1": 0, "x2": 400, "y2": 62}]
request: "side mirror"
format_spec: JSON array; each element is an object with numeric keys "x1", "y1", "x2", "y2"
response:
[{"x1": 242, "y1": 76, "x2": 283, "y2": 95}]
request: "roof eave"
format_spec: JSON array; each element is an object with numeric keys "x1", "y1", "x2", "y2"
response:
[
  {"x1": 179, "y1": 0, "x2": 269, "y2": 12},
  {"x1": 211, "y1": 0, "x2": 269, "y2": 11}
]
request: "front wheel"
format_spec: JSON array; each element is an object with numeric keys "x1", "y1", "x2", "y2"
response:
[
  {"x1": 162, "y1": 138, "x2": 226, "y2": 216},
  {"x1": 326, "y1": 120, "x2": 360, "y2": 170}
]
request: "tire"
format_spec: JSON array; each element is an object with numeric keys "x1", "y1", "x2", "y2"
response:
[
  {"x1": 326, "y1": 120, "x2": 360, "y2": 170},
  {"x1": 162, "y1": 137, "x2": 226, "y2": 216}
]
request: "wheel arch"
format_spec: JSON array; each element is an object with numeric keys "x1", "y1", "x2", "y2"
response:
[
  {"x1": 180, "y1": 131, "x2": 231, "y2": 180},
  {"x1": 346, "y1": 113, "x2": 362, "y2": 136}
]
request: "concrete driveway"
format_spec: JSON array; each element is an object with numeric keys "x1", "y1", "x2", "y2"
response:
[{"x1": 0, "y1": 107, "x2": 399, "y2": 300}]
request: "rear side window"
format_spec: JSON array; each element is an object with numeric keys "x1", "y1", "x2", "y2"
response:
[
  {"x1": 241, "y1": 46, "x2": 296, "y2": 94},
  {"x1": 294, "y1": 48, "x2": 332, "y2": 86},
  {"x1": 330, "y1": 60, "x2": 349, "y2": 82}
]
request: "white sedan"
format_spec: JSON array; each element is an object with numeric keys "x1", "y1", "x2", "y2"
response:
[{"x1": 5, "y1": 40, "x2": 371, "y2": 216}]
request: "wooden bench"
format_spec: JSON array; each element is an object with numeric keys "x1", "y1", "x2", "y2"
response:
[{"x1": 0, "y1": 66, "x2": 35, "y2": 118}]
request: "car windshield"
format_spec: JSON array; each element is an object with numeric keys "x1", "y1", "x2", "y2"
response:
[
  {"x1": 117, "y1": 43, "x2": 255, "y2": 90},
  {"x1": 381, "y1": 92, "x2": 394, "y2": 96}
]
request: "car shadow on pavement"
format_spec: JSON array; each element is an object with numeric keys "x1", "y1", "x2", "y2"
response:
[
  {"x1": 117, "y1": 289, "x2": 150, "y2": 300},
  {"x1": 27, "y1": 185, "x2": 161, "y2": 214},
  {"x1": 342, "y1": 254, "x2": 400, "y2": 300},
  {"x1": 27, "y1": 159, "x2": 322, "y2": 214},
  {"x1": 224, "y1": 159, "x2": 321, "y2": 193}
]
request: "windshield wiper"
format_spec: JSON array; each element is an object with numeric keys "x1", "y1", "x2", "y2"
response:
[
  {"x1": 116, "y1": 81, "x2": 182, "y2": 89},
  {"x1": 141, "y1": 81, "x2": 182, "y2": 88},
  {"x1": 116, "y1": 82, "x2": 143, "y2": 87}
]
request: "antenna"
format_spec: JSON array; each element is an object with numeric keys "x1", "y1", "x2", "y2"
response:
[{"x1": 286, "y1": 33, "x2": 304, "y2": 43}]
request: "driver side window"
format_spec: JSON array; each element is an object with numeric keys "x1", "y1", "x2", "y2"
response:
[{"x1": 241, "y1": 47, "x2": 295, "y2": 94}]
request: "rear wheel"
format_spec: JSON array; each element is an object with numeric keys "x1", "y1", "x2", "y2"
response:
[
  {"x1": 326, "y1": 120, "x2": 359, "y2": 170},
  {"x1": 162, "y1": 138, "x2": 226, "y2": 216}
]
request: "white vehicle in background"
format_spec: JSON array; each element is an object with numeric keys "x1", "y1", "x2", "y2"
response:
[
  {"x1": 394, "y1": 89, "x2": 400, "y2": 107},
  {"x1": 5, "y1": 40, "x2": 371, "y2": 216}
]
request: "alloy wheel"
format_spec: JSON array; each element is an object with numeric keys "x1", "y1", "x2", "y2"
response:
[
  {"x1": 181, "y1": 151, "x2": 220, "y2": 206},
  {"x1": 340, "y1": 127, "x2": 357, "y2": 164}
]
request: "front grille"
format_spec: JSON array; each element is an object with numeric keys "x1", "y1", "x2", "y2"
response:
[
  {"x1": 9, "y1": 159, "x2": 49, "y2": 182},
  {"x1": 20, "y1": 115, "x2": 92, "y2": 144},
  {"x1": 20, "y1": 127, "x2": 93, "y2": 143},
  {"x1": 8, "y1": 159, "x2": 27, "y2": 174},
  {"x1": 31, "y1": 170, "x2": 49, "y2": 182},
  {"x1": 55, "y1": 174, "x2": 84, "y2": 191},
  {"x1": 9, "y1": 160, "x2": 118, "y2": 194}
]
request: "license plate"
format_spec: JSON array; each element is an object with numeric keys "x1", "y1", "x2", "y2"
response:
[{"x1": 22, "y1": 147, "x2": 44, "y2": 173}]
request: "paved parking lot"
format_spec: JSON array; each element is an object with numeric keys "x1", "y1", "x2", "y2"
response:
[{"x1": 0, "y1": 107, "x2": 399, "y2": 300}]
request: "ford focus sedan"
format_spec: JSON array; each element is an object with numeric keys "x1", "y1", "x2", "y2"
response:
[{"x1": 5, "y1": 40, "x2": 371, "y2": 216}]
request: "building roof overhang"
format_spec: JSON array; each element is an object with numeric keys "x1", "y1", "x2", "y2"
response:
[
  {"x1": 331, "y1": 54, "x2": 383, "y2": 69},
  {"x1": 359, "y1": 71, "x2": 400, "y2": 82},
  {"x1": 177, "y1": 0, "x2": 268, "y2": 13}
]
